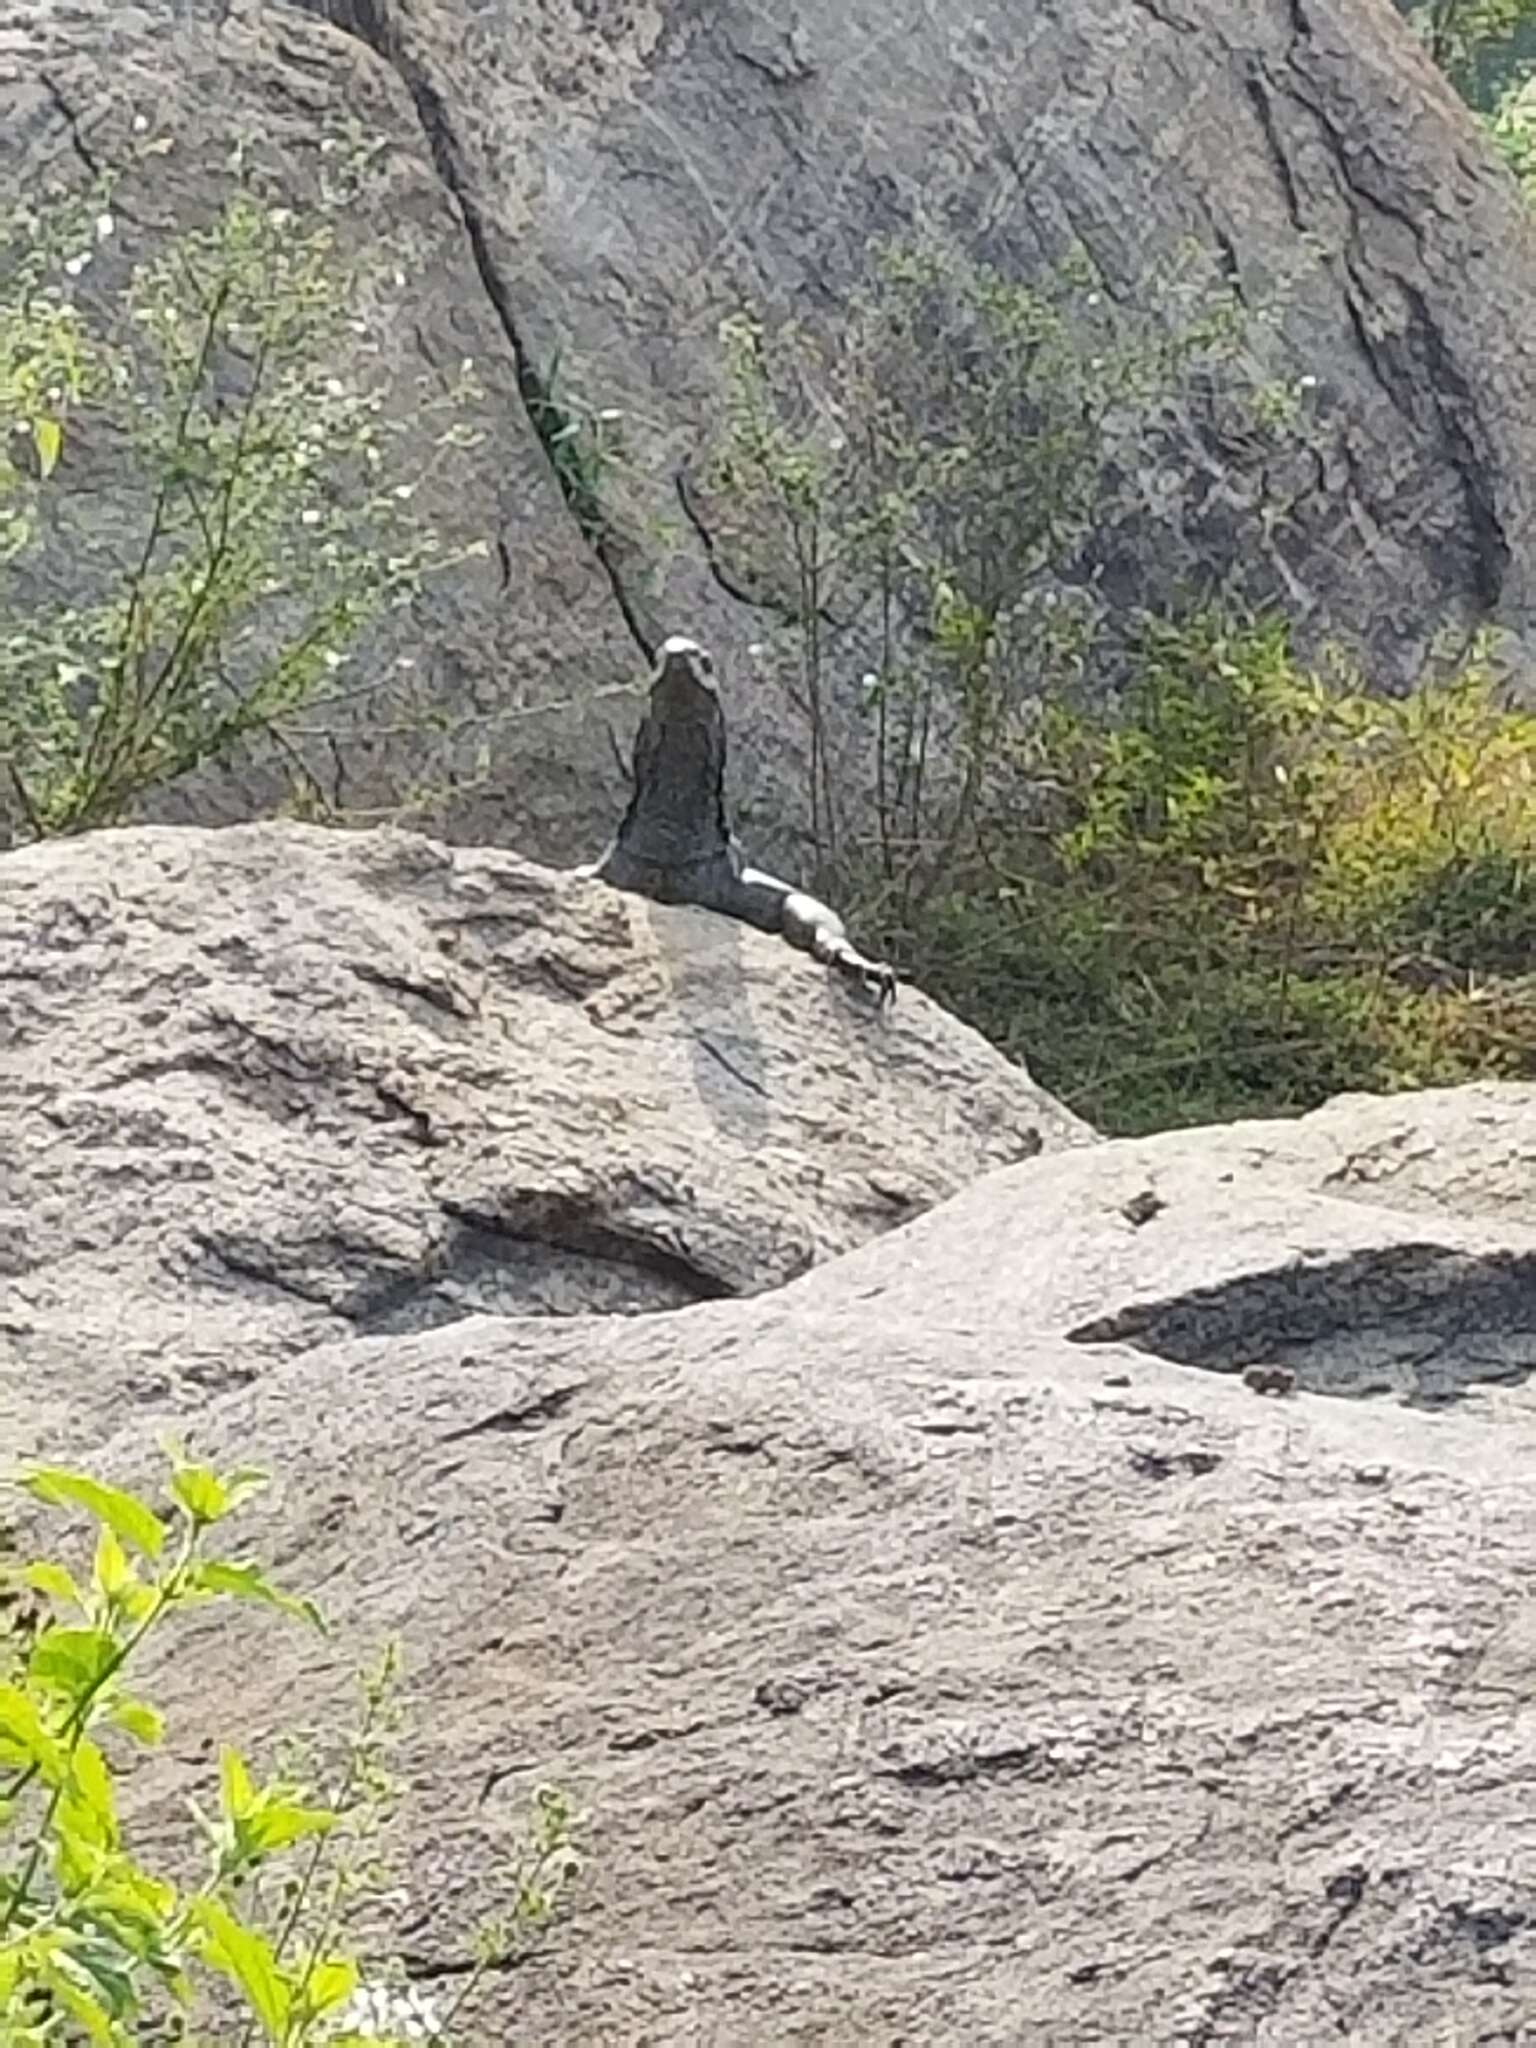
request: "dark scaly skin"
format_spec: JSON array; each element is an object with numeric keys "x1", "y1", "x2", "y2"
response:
[{"x1": 584, "y1": 636, "x2": 897, "y2": 1005}]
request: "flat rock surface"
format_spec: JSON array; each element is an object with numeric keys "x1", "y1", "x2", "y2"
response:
[
  {"x1": 76, "y1": 1077, "x2": 1536, "y2": 2046},
  {"x1": 0, "y1": 820, "x2": 1088, "y2": 1460}
]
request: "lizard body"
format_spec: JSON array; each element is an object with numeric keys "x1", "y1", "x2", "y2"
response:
[{"x1": 585, "y1": 636, "x2": 896, "y2": 1004}]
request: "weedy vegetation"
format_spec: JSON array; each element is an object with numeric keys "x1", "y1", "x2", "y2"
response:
[{"x1": 0, "y1": 1449, "x2": 578, "y2": 2045}]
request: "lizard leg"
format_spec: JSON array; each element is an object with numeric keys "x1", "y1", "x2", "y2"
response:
[
  {"x1": 784, "y1": 891, "x2": 897, "y2": 1006},
  {"x1": 737, "y1": 868, "x2": 898, "y2": 1006}
]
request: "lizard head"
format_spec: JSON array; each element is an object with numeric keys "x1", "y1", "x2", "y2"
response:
[{"x1": 650, "y1": 635, "x2": 720, "y2": 719}]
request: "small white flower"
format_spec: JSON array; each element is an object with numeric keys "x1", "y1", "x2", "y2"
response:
[
  {"x1": 323, "y1": 650, "x2": 345, "y2": 670},
  {"x1": 132, "y1": 113, "x2": 148, "y2": 134},
  {"x1": 396, "y1": 655, "x2": 416, "y2": 670},
  {"x1": 597, "y1": 406, "x2": 623, "y2": 422},
  {"x1": 1298, "y1": 374, "x2": 1318, "y2": 390},
  {"x1": 321, "y1": 1978, "x2": 446, "y2": 2042},
  {"x1": 325, "y1": 377, "x2": 346, "y2": 398},
  {"x1": 95, "y1": 212, "x2": 115, "y2": 241},
  {"x1": 63, "y1": 253, "x2": 91, "y2": 277},
  {"x1": 394, "y1": 483, "x2": 414, "y2": 499},
  {"x1": 300, "y1": 508, "x2": 321, "y2": 526},
  {"x1": 747, "y1": 642, "x2": 764, "y2": 659}
]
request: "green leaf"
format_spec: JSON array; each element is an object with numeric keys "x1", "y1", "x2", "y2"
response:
[
  {"x1": 21, "y1": 1470, "x2": 166, "y2": 1561},
  {"x1": 107, "y1": 1695, "x2": 164, "y2": 1746},
  {"x1": 192, "y1": 1898, "x2": 291, "y2": 2038},
  {"x1": 23, "y1": 1561, "x2": 82, "y2": 1611},
  {"x1": 242, "y1": 1800, "x2": 337, "y2": 1856},
  {"x1": 32, "y1": 415, "x2": 61, "y2": 480},
  {"x1": 302, "y1": 1953, "x2": 359, "y2": 2016},
  {"x1": 88, "y1": 1868, "x2": 181, "y2": 1952},
  {"x1": 167, "y1": 1459, "x2": 230, "y2": 1525},
  {"x1": 33, "y1": 1952, "x2": 116, "y2": 2044},
  {"x1": 28, "y1": 1626, "x2": 118, "y2": 1708},
  {"x1": 220, "y1": 1745, "x2": 255, "y2": 1821},
  {"x1": 190, "y1": 1560, "x2": 325, "y2": 1633},
  {"x1": 59, "y1": 1735, "x2": 119, "y2": 1850},
  {"x1": 91, "y1": 1528, "x2": 134, "y2": 1604},
  {"x1": 0, "y1": 1681, "x2": 65, "y2": 1781}
]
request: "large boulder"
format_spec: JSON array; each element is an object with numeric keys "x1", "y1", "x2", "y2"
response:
[
  {"x1": 4, "y1": 0, "x2": 1536, "y2": 852},
  {"x1": 0, "y1": 819, "x2": 1089, "y2": 1462},
  {"x1": 59, "y1": 1074, "x2": 1536, "y2": 2044}
]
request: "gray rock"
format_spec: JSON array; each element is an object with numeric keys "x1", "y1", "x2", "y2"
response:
[
  {"x1": 6, "y1": 0, "x2": 1536, "y2": 855},
  {"x1": 0, "y1": 2, "x2": 644, "y2": 859},
  {"x1": 0, "y1": 819, "x2": 1089, "y2": 1459},
  {"x1": 79, "y1": 1075, "x2": 1536, "y2": 2045},
  {"x1": 6, "y1": 819, "x2": 1536, "y2": 2042}
]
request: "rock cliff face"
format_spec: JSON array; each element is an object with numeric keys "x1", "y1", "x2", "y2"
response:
[{"x1": 5, "y1": 0, "x2": 1536, "y2": 853}]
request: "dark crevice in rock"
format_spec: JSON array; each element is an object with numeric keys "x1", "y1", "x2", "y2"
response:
[
  {"x1": 1067, "y1": 1244, "x2": 1536, "y2": 1406},
  {"x1": 195, "y1": 1190, "x2": 727, "y2": 1345},
  {"x1": 296, "y1": 0, "x2": 654, "y2": 663},
  {"x1": 437, "y1": 1195, "x2": 734, "y2": 1305},
  {"x1": 438, "y1": 1384, "x2": 580, "y2": 1442},
  {"x1": 1244, "y1": 70, "x2": 1305, "y2": 233},
  {"x1": 1271, "y1": 42, "x2": 1508, "y2": 613},
  {"x1": 673, "y1": 468, "x2": 778, "y2": 615},
  {"x1": 1124, "y1": 0, "x2": 1200, "y2": 30},
  {"x1": 38, "y1": 71, "x2": 102, "y2": 176},
  {"x1": 190, "y1": 1229, "x2": 339, "y2": 1313},
  {"x1": 884, "y1": 1744, "x2": 1045, "y2": 1788},
  {"x1": 1392, "y1": 274, "x2": 1510, "y2": 609},
  {"x1": 1241, "y1": 31, "x2": 1507, "y2": 625}
]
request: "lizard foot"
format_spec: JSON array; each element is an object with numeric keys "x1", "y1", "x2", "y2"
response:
[{"x1": 830, "y1": 949, "x2": 898, "y2": 1007}]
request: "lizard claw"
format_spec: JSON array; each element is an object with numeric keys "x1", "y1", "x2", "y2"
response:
[{"x1": 833, "y1": 952, "x2": 898, "y2": 1007}]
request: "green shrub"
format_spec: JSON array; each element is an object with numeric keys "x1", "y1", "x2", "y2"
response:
[
  {"x1": 700, "y1": 233, "x2": 1312, "y2": 903},
  {"x1": 0, "y1": 127, "x2": 484, "y2": 844},
  {"x1": 1398, "y1": 0, "x2": 1536, "y2": 102},
  {"x1": 0, "y1": 1448, "x2": 577, "y2": 2045},
  {"x1": 877, "y1": 613, "x2": 1536, "y2": 1133}
]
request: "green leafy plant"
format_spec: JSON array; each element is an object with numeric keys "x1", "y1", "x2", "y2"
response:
[
  {"x1": 1396, "y1": 0, "x2": 1536, "y2": 184},
  {"x1": 1483, "y1": 73, "x2": 1536, "y2": 191},
  {"x1": 523, "y1": 348, "x2": 631, "y2": 552},
  {"x1": 1401, "y1": 0, "x2": 1536, "y2": 98},
  {"x1": 701, "y1": 233, "x2": 1316, "y2": 913},
  {"x1": 893, "y1": 612, "x2": 1536, "y2": 1132},
  {"x1": 702, "y1": 230, "x2": 1533, "y2": 1131},
  {"x1": 0, "y1": 1448, "x2": 579, "y2": 2045},
  {"x1": 0, "y1": 130, "x2": 485, "y2": 844}
]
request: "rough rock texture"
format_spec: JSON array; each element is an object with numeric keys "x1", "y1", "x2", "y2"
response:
[
  {"x1": 6, "y1": 0, "x2": 1536, "y2": 854},
  {"x1": 0, "y1": 820, "x2": 1089, "y2": 1460},
  {"x1": 61, "y1": 1077, "x2": 1536, "y2": 2045},
  {"x1": 0, "y1": 2, "x2": 645, "y2": 860}
]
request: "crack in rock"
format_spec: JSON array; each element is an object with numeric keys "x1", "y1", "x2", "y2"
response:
[
  {"x1": 294, "y1": 0, "x2": 653, "y2": 661},
  {"x1": 1067, "y1": 1244, "x2": 1536, "y2": 1406}
]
